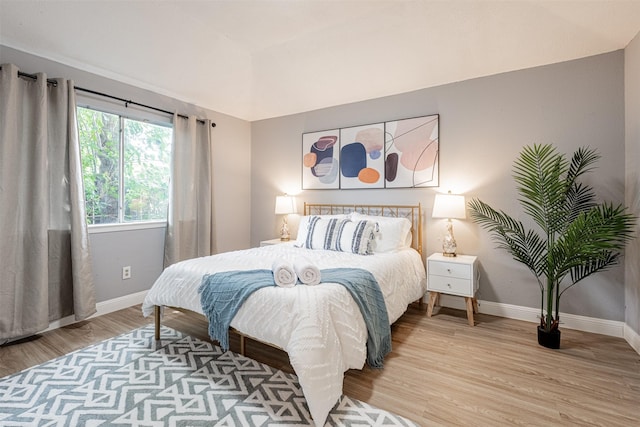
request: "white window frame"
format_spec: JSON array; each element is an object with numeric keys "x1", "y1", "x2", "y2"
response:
[{"x1": 76, "y1": 93, "x2": 173, "y2": 233}]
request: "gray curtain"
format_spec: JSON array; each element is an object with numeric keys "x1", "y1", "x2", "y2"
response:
[
  {"x1": 164, "y1": 115, "x2": 214, "y2": 267},
  {"x1": 0, "y1": 64, "x2": 96, "y2": 341}
]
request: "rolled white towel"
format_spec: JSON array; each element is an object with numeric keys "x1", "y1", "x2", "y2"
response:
[
  {"x1": 295, "y1": 261, "x2": 321, "y2": 286},
  {"x1": 272, "y1": 260, "x2": 297, "y2": 288}
]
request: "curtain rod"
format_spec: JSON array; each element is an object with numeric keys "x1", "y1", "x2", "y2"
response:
[
  {"x1": 0, "y1": 66, "x2": 58, "y2": 85},
  {"x1": 0, "y1": 66, "x2": 57, "y2": 85},
  {"x1": 75, "y1": 86, "x2": 216, "y2": 128},
  {"x1": 1, "y1": 67, "x2": 216, "y2": 128},
  {"x1": 12, "y1": 69, "x2": 59, "y2": 86}
]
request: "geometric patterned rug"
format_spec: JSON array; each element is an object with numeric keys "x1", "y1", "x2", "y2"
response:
[{"x1": 0, "y1": 325, "x2": 419, "y2": 426}]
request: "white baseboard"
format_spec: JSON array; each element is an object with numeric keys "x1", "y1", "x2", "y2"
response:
[
  {"x1": 44, "y1": 291, "x2": 148, "y2": 333},
  {"x1": 437, "y1": 294, "x2": 626, "y2": 338},
  {"x1": 43, "y1": 290, "x2": 639, "y2": 356},
  {"x1": 624, "y1": 324, "x2": 640, "y2": 354}
]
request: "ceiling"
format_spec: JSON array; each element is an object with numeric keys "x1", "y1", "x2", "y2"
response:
[{"x1": 1, "y1": 1, "x2": 640, "y2": 121}]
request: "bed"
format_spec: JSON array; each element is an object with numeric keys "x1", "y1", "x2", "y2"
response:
[{"x1": 141, "y1": 203, "x2": 426, "y2": 426}]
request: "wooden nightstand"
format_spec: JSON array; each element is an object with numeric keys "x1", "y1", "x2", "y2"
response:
[
  {"x1": 426, "y1": 253, "x2": 479, "y2": 326},
  {"x1": 260, "y1": 238, "x2": 290, "y2": 247}
]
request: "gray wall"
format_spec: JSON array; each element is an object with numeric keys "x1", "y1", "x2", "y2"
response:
[
  {"x1": 625, "y1": 32, "x2": 640, "y2": 335},
  {"x1": 251, "y1": 51, "x2": 627, "y2": 321},
  {"x1": 89, "y1": 228, "x2": 165, "y2": 302},
  {"x1": 2, "y1": 44, "x2": 633, "y2": 324},
  {"x1": 0, "y1": 45, "x2": 252, "y2": 303}
]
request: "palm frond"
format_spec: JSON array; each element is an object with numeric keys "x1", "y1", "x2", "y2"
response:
[
  {"x1": 468, "y1": 198, "x2": 545, "y2": 276},
  {"x1": 563, "y1": 182, "x2": 596, "y2": 224},
  {"x1": 566, "y1": 146, "x2": 600, "y2": 184},
  {"x1": 567, "y1": 252, "x2": 620, "y2": 289},
  {"x1": 550, "y1": 204, "x2": 635, "y2": 280},
  {"x1": 513, "y1": 144, "x2": 567, "y2": 233},
  {"x1": 569, "y1": 204, "x2": 636, "y2": 250}
]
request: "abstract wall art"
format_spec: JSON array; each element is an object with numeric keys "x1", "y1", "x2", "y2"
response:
[
  {"x1": 302, "y1": 129, "x2": 340, "y2": 189},
  {"x1": 301, "y1": 114, "x2": 438, "y2": 189},
  {"x1": 384, "y1": 114, "x2": 439, "y2": 188},
  {"x1": 339, "y1": 123, "x2": 385, "y2": 189}
]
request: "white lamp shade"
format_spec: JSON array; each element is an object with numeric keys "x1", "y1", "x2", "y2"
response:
[
  {"x1": 432, "y1": 193, "x2": 466, "y2": 219},
  {"x1": 275, "y1": 195, "x2": 297, "y2": 215}
]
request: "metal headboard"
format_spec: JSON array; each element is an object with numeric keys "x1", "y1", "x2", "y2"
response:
[{"x1": 303, "y1": 203, "x2": 423, "y2": 255}]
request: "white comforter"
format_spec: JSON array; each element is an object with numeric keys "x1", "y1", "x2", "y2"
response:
[{"x1": 141, "y1": 243, "x2": 426, "y2": 426}]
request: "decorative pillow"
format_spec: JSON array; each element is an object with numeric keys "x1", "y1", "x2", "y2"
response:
[
  {"x1": 302, "y1": 216, "x2": 348, "y2": 250},
  {"x1": 299, "y1": 216, "x2": 377, "y2": 255},
  {"x1": 350, "y1": 212, "x2": 412, "y2": 253},
  {"x1": 295, "y1": 214, "x2": 347, "y2": 247},
  {"x1": 333, "y1": 219, "x2": 377, "y2": 255}
]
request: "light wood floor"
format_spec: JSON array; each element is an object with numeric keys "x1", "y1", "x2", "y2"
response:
[{"x1": 1, "y1": 304, "x2": 639, "y2": 426}]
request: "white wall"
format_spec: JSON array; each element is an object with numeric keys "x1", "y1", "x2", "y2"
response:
[
  {"x1": 0, "y1": 45, "x2": 252, "y2": 302},
  {"x1": 625, "y1": 31, "x2": 640, "y2": 337},
  {"x1": 251, "y1": 51, "x2": 628, "y2": 322}
]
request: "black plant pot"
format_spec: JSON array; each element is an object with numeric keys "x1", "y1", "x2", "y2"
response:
[{"x1": 537, "y1": 326, "x2": 561, "y2": 349}]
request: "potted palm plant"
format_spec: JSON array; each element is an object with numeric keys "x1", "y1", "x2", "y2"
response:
[{"x1": 468, "y1": 144, "x2": 635, "y2": 348}]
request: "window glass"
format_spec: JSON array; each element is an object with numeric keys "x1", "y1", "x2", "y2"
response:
[
  {"x1": 123, "y1": 119, "x2": 172, "y2": 222},
  {"x1": 77, "y1": 107, "x2": 120, "y2": 224},
  {"x1": 77, "y1": 106, "x2": 172, "y2": 225}
]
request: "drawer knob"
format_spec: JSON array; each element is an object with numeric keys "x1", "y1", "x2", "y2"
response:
[
  {"x1": 447, "y1": 283, "x2": 451, "y2": 288},
  {"x1": 447, "y1": 268, "x2": 451, "y2": 273}
]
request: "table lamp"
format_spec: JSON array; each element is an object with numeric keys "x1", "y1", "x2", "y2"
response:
[
  {"x1": 275, "y1": 195, "x2": 297, "y2": 240},
  {"x1": 432, "y1": 191, "x2": 466, "y2": 256}
]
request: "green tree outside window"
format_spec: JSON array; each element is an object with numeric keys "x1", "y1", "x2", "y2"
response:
[{"x1": 77, "y1": 107, "x2": 172, "y2": 225}]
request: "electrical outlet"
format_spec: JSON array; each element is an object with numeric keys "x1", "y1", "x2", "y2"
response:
[{"x1": 122, "y1": 266, "x2": 131, "y2": 280}]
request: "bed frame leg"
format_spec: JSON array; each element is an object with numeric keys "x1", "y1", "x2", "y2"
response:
[{"x1": 154, "y1": 305, "x2": 161, "y2": 341}]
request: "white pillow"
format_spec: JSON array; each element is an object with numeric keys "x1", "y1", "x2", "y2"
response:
[
  {"x1": 350, "y1": 212, "x2": 412, "y2": 253},
  {"x1": 333, "y1": 219, "x2": 377, "y2": 255},
  {"x1": 301, "y1": 216, "x2": 347, "y2": 250},
  {"x1": 298, "y1": 215, "x2": 377, "y2": 255},
  {"x1": 295, "y1": 214, "x2": 348, "y2": 247}
]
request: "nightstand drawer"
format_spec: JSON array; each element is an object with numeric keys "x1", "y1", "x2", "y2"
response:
[
  {"x1": 428, "y1": 260, "x2": 471, "y2": 280},
  {"x1": 428, "y1": 275, "x2": 473, "y2": 296}
]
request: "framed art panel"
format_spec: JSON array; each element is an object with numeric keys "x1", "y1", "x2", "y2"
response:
[
  {"x1": 339, "y1": 123, "x2": 385, "y2": 189},
  {"x1": 302, "y1": 129, "x2": 340, "y2": 189},
  {"x1": 384, "y1": 114, "x2": 439, "y2": 188}
]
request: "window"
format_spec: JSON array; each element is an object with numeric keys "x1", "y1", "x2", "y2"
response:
[{"x1": 77, "y1": 107, "x2": 172, "y2": 225}]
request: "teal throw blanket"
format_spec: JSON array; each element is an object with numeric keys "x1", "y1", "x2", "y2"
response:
[
  {"x1": 319, "y1": 268, "x2": 392, "y2": 368},
  {"x1": 198, "y1": 267, "x2": 391, "y2": 368},
  {"x1": 199, "y1": 269, "x2": 276, "y2": 351}
]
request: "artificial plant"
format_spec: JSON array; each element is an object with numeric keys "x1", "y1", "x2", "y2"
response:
[{"x1": 468, "y1": 144, "x2": 635, "y2": 333}]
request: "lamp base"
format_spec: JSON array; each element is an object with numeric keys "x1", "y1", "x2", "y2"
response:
[
  {"x1": 279, "y1": 217, "x2": 290, "y2": 241},
  {"x1": 442, "y1": 221, "x2": 458, "y2": 257}
]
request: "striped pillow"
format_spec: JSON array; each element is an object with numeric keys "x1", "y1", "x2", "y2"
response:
[
  {"x1": 304, "y1": 216, "x2": 346, "y2": 250},
  {"x1": 303, "y1": 217, "x2": 377, "y2": 255},
  {"x1": 333, "y1": 219, "x2": 377, "y2": 255},
  {"x1": 295, "y1": 214, "x2": 348, "y2": 247}
]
